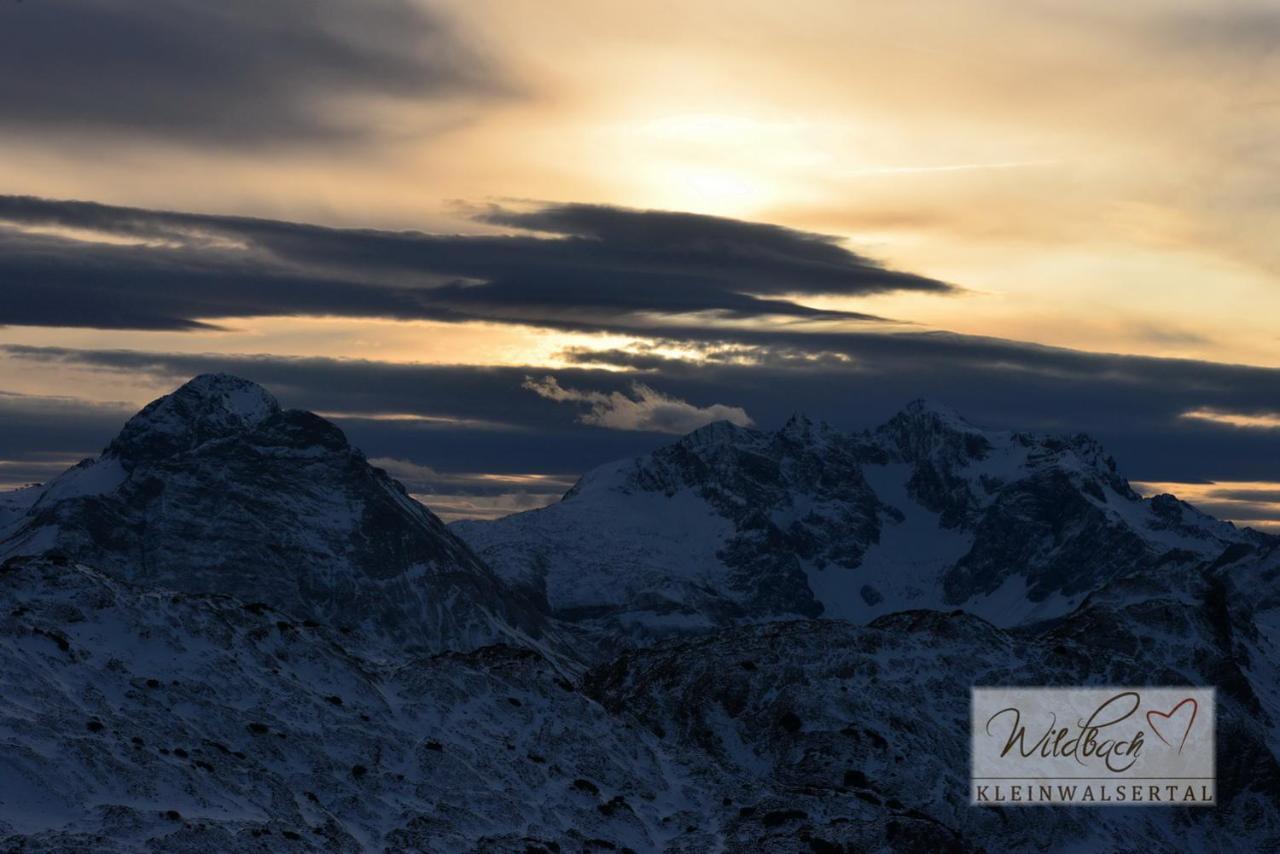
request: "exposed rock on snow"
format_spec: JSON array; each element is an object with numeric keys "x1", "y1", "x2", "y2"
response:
[
  {"x1": 456, "y1": 401, "x2": 1266, "y2": 640},
  {"x1": 586, "y1": 543, "x2": 1280, "y2": 851}
]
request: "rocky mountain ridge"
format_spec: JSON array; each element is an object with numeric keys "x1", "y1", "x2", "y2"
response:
[{"x1": 456, "y1": 401, "x2": 1263, "y2": 642}]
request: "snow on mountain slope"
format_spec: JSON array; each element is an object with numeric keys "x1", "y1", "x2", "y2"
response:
[
  {"x1": 8, "y1": 541, "x2": 1276, "y2": 852},
  {"x1": 0, "y1": 484, "x2": 42, "y2": 533},
  {"x1": 455, "y1": 416, "x2": 877, "y2": 640},
  {"x1": 0, "y1": 555, "x2": 718, "y2": 852},
  {"x1": 453, "y1": 457, "x2": 742, "y2": 636},
  {"x1": 455, "y1": 401, "x2": 1266, "y2": 638},
  {"x1": 585, "y1": 542, "x2": 1280, "y2": 851},
  {"x1": 0, "y1": 375, "x2": 551, "y2": 657}
]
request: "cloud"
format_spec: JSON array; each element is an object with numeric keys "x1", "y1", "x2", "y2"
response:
[
  {"x1": 1181, "y1": 409, "x2": 1280, "y2": 430},
  {"x1": 0, "y1": 195, "x2": 951, "y2": 332},
  {"x1": 1133, "y1": 481, "x2": 1280, "y2": 534},
  {"x1": 1153, "y1": 7, "x2": 1280, "y2": 57},
  {"x1": 0, "y1": 454, "x2": 94, "y2": 490},
  {"x1": 368, "y1": 458, "x2": 577, "y2": 493},
  {"x1": 522, "y1": 376, "x2": 754, "y2": 434},
  {"x1": 10, "y1": 343, "x2": 1280, "y2": 529},
  {"x1": 0, "y1": 0, "x2": 501, "y2": 147},
  {"x1": 8, "y1": 336, "x2": 1280, "y2": 488},
  {"x1": 0, "y1": 352, "x2": 678, "y2": 484},
  {"x1": 366, "y1": 458, "x2": 575, "y2": 522},
  {"x1": 477, "y1": 203, "x2": 949, "y2": 298},
  {"x1": 314, "y1": 412, "x2": 520, "y2": 431},
  {"x1": 557, "y1": 343, "x2": 858, "y2": 372},
  {"x1": 415, "y1": 491, "x2": 565, "y2": 524},
  {"x1": 0, "y1": 391, "x2": 139, "y2": 487}
]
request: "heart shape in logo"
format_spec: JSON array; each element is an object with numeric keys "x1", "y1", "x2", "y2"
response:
[{"x1": 1147, "y1": 698, "x2": 1198, "y2": 754}]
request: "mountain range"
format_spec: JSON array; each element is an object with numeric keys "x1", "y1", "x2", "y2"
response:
[
  {"x1": 1, "y1": 375, "x2": 1277, "y2": 851},
  {"x1": 455, "y1": 402, "x2": 1260, "y2": 641}
]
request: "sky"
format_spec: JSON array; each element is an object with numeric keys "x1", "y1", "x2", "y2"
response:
[{"x1": 1, "y1": 0, "x2": 1278, "y2": 530}]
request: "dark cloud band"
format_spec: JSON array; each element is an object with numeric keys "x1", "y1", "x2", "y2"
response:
[
  {"x1": 0, "y1": 0, "x2": 499, "y2": 147},
  {"x1": 0, "y1": 195, "x2": 951, "y2": 332},
  {"x1": 5, "y1": 341, "x2": 1280, "y2": 486}
]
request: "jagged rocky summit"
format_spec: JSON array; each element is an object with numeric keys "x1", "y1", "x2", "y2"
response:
[
  {"x1": 455, "y1": 401, "x2": 1264, "y2": 641},
  {"x1": 0, "y1": 374, "x2": 550, "y2": 656}
]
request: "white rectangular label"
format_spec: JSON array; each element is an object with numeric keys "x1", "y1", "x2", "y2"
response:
[{"x1": 971, "y1": 687, "x2": 1215, "y2": 805}]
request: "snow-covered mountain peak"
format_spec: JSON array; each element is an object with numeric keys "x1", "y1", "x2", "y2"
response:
[
  {"x1": 1024, "y1": 429, "x2": 1122, "y2": 472},
  {"x1": 776, "y1": 413, "x2": 847, "y2": 449},
  {"x1": 675, "y1": 418, "x2": 760, "y2": 450},
  {"x1": 891, "y1": 398, "x2": 984, "y2": 434},
  {"x1": 107, "y1": 373, "x2": 281, "y2": 465},
  {"x1": 778, "y1": 412, "x2": 814, "y2": 437},
  {"x1": 875, "y1": 398, "x2": 993, "y2": 464},
  {"x1": 458, "y1": 403, "x2": 1269, "y2": 639},
  {"x1": 182, "y1": 372, "x2": 278, "y2": 416},
  {"x1": 0, "y1": 376, "x2": 554, "y2": 656}
]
